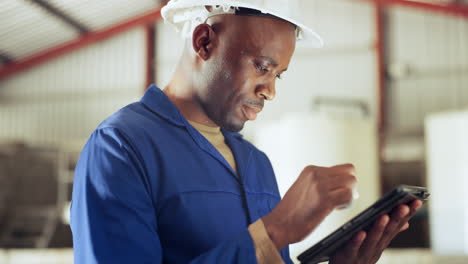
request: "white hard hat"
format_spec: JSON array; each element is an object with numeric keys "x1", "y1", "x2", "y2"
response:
[{"x1": 161, "y1": 0, "x2": 324, "y2": 48}]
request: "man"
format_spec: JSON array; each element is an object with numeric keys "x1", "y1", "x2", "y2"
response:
[{"x1": 71, "y1": 1, "x2": 422, "y2": 263}]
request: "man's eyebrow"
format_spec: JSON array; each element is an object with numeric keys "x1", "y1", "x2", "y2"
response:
[{"x1": 258, "y1": 56, "x2": 279, "y2": 67}]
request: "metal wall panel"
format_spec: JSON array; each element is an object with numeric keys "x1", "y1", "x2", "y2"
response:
[
  {"x1": 303, "y1": 0, "x2": 375, "y2": 48},
  {"x1": 260, "y1": 0, "x2": 377, "y2": 128},
  {"x1": 387, "y1": 7, "x2": 468, "y2": 137},
  {"x1": 0, "y1": 28, "x2": 146, "y2": 146}
]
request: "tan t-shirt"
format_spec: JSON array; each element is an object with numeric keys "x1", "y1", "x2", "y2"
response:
[
  {"x1": 188, "y1": 121, "x2": 237, "y2": 173},
  {"x1": 188, "y1": 120, "x2": 284, "y2": 264}
]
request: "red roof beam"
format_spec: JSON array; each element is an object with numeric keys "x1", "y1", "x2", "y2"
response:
[
  {"x1": 145, "y1": 24, "x2": 156, "y2": 90},
  {"x1": 368, "y1": 0, "x2": 468, "y2": 18},
  {"x1": 0, "y1": 4, "x2": 166, "y2": 81},
  {"x1": 374, "y1": 1, "x2": 386, "y2": 133}
]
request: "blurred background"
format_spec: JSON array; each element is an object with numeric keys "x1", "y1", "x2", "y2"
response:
[{"x1": 0, "y1": 0, "x2": 467, "y2": 263}]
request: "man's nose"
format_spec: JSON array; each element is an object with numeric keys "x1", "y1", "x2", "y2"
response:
[{"x1": 255, "y1": 80, "x2": 276, "y2": 101}]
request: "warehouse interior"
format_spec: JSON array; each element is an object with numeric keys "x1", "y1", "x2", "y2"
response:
[{"x1": 0, "y1": 0, "x2": 467, "y2": 263}]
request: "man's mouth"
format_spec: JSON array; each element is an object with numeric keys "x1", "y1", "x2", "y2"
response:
[{"x1": 242, "y1": 104, "x2": 262, "y2": 121}]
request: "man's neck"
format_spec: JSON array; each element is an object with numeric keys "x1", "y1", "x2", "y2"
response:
[{"x1": 163, "y1": 69, "x2": 218, "y2": 128}]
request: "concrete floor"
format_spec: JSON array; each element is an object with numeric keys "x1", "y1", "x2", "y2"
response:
[{"x1": 0, "y1": 248, "x2": 467, "y2": 264}]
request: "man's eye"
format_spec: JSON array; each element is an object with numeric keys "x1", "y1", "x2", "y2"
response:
[{"x1": 255, "y1": 63, "x2": 269, "y2": 73}]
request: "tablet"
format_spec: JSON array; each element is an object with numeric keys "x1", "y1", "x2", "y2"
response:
[{"x1": 297, "y1": 185, "x2": 430, "y2": 264}]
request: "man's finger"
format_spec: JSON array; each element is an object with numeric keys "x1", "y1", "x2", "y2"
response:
[
  {"x1": 347, "y1": 231, "x2": 366, "y2": 259},
  {"x1": 410, "y1": 199, "x2": 423, "y2": 212},
  {"x1": 397, "y1": 200, "x2": 421, "y2": 229},
  {"x1": 390, "y1": 200, "x2": 421, "y2": 233},
  {"x1": 358, "y1": 215, "x2": 389, "y2": 259},
  {"x1": 400, "y1": 222, "x2": 410, "y2": 232},
  {"x1": 395, "y1": 200, "x2": 421, "y2": 233},
  {"x1": 379, "y1": 205, "x2": 410, "y2": 245},
  {"x1": 384, "y1": 205, "x2": 410, "y2": 235},
  {"x1": 330, "y1": 231, "x2": 366, "y2": 264},
  {"x1": 377, "y1": 203, "x2": 416, "y2": 249}
]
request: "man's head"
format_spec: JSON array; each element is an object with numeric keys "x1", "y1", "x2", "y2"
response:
[
  {"x1": 188, "y1": 13, "x2": 296, "y2": 132},
  {"x1": 162, "y1": 1, "x2": 322, "y2": 132}
]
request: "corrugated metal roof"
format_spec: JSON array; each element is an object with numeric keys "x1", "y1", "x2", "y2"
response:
[
  {"x1": 1, "y1": 0, "x2": 468, "y2": 71},
  {"x1": 47, "y1": 0, "x2": 158, "y2": 30},
  {"x1": 0, "y1": 0, "x2": 77, "y2": 59},
  {"x1": 0, "y1": 0, "x2": 159, "y2": 63}
]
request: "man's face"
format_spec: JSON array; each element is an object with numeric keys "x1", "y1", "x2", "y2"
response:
[{"x1": 196, "y1": 15, "x2": 296, "y2": 132}]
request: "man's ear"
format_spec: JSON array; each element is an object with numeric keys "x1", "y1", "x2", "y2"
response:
[{"x1": 192, "y1": 24, "x2": 217, "y2": 61}]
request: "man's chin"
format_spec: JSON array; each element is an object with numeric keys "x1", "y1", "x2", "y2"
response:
[{"x1": 222, "y1": 121, "x2": 245, "y2": 133}]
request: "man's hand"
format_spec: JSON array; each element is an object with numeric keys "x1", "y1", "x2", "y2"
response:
[
  {"x1": 329, "y1": 199, "x2": 423, "y2": 264},
  {"x1": 262, "y1": 164, "x2": 357, "y2": 250}
]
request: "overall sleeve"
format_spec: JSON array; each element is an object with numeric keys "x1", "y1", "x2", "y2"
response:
[{"x1": 70, "y1": 127, "x2": 259, "y2": 264}]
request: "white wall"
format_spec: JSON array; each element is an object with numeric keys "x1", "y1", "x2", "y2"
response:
[{"x1": 0, "y1": 28, "x2": 146, "y2": 147}]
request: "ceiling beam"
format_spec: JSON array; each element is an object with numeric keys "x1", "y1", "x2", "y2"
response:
[
  {"x1": 0, "y1": 3, "x2": 165, "y2": 81},
  {"x1": 145, "y1": 24, "x2": 156, "y2": 90},
  {"x1": 28, "y1": 0, "x2": 90, "y2": 34},
  {"x1": 362, "y1": 0, "x2": 468, "y2": 18},
  {"x1": 374, "y1": 1, "x2": 386, "y2": 134}
]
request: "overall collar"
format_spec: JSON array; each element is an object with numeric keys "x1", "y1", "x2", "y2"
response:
[
  {"x1": 140, "y1": 84, "x2": 187, "y2": 127},
  {"x1": 140, "y1": 84, "x2": 244, "y2": 142},
  {"x1": 141, "y1": 84, "x2": 249, "y2": 183}
]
